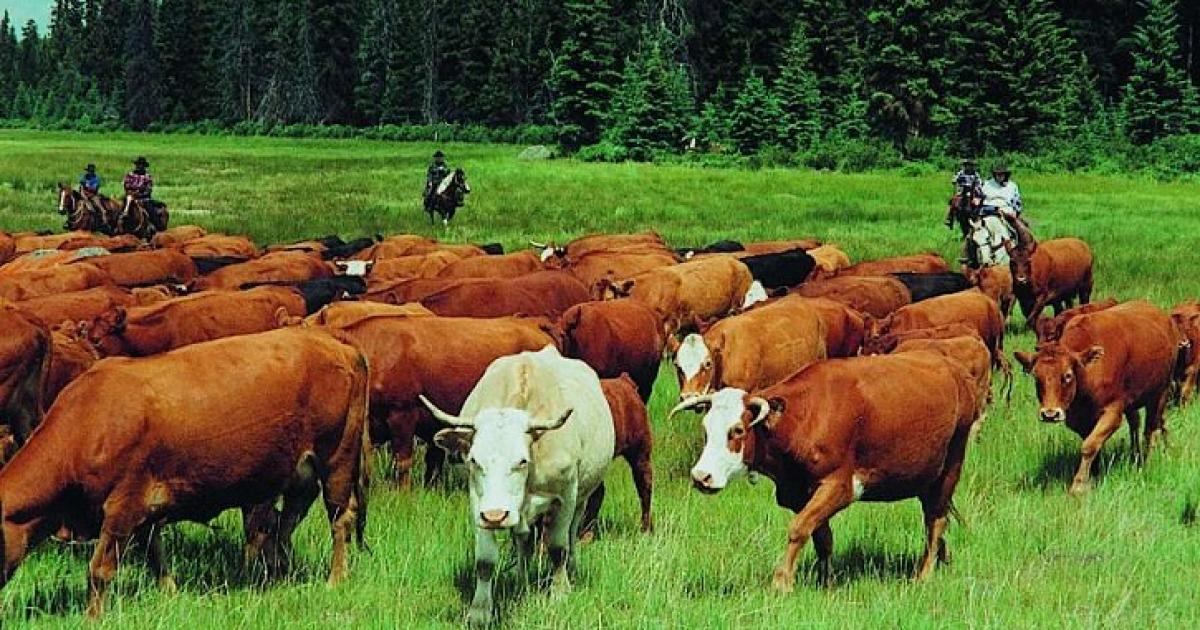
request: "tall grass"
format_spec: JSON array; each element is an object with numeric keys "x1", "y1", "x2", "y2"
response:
[{"x1": 0, "y1": 130, "x2": 1197, "y2": 628}]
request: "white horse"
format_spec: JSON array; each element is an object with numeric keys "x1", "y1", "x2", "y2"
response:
[{"x1": 968, "y1": 214, "x2": 1013, "y2": 267}]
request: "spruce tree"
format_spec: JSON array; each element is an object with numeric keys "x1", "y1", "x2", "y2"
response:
[
  {"x1": 549, "y1": 0, "x2": 620, "y2": 152},
  {"x1": 1002, "y1": 0, "x2": 1088, "y2": 150},
  {"x1": 729, "y1": 73, "x2": 784, "y2": 154},
  {"x1": 259, "y1": 0, "x2": 322, "y2": 124},
  {"x1": 1120, "y1": 0, "x2": 1200, "y2": 143},
  {"x1": 798, "y1": 0, "x2": 869, "y2": 130},
  {"x1": 695, "y1": 82, "x2": 733, "y2": 147},
  {"x1": 310, "y1": 0, "x2": 360, "y2": 123},
  {"x1": 49, "y1": 0, "x2": 85, "y2": 75},
  {"x1": 774, "y1": 22, "x2": 822, "y2": 149},
  {"x1": 0, "y1": 12, "x2": 16, "y2": 115},
  {"x1": 607, "y1": 30, "x2": 694, "y2": 160},
  {"x1": 155, "y1": 0, "x2": 215, "y2": 121},
  {"x1": 214, "y1": 0, "x2": 275, "y2": 121},
  {"x1": 123, "y1": 0, "x2": 158, "y2": 129},
  {"x1": 17, "y1": 20, "x2": 41, "y2": 87},
  {"x1": 94, "y1": 0, "x2": 131, "y2": 98}
]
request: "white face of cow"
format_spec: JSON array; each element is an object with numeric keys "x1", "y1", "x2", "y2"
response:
[
  {"x1": 336, "y1": 260, "x2": 372, "y2": 277},
  {"x1": 691, "y1": 388, "x2": 751, "y2": 492},
  {"x1": 741, "y1": 280, "x2": 768, "y2": 309},
  {"x1": 436, "y1": 408, "x2": 537, "y2": 530},
  {"x1": 675, "y1": 334, "x2": 712, "y2": 396}
]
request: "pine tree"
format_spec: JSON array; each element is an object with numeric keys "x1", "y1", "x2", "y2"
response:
[
  {"x1": 17, "y1": 20, "x2": 41, "y2": 87},
  {"x1": 155, "y1": 0, "x2": 215, "y2": 121},
  {"x1": 606, "y1": 29, "x2": 694, "y2": 160},
  {"x1": 549, "y1": 0, "x2": 621, "y2": 152},
  {"x1": 94, "y1": 0, "x2": 131, "y2": 97},
  {"x1": 695, "y1": 82, "x2": 733, "y2": 147},
  {"x1": 310, "y1": 0, "x2": 360, "y2": 123},
  {"x1": 1002, "y1": 0, "x2": 1088, "y2": 150},
  {"x1": 214, "y1": 0, "x2": 275, "y2": 121},
  {"x1": 798, "y1": 0, "x2": 869, "y2": 130},
  {"x1": 0, "y1": 12, "x2": 16, "y2": 115},
  {"x1": 259, "y1": 0, "x2": 322, "y2": 123},
  {"x1": 1120, "y1": 0, "x2": 1200, "y2": 143},
  {"x1": 49, "y1": 0, "x2": 85, "y2": 75},
  {"x1": 729, "y1": 73, "x2": 783, "y2": 154},
  {"x1": 774, "y1": 22, "x2": 822, "y2": 149},
  {"x1": 123, "y1": 0, "x2": 158, "y2": 129}
]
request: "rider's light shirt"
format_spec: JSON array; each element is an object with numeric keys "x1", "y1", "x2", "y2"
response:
[{"x1": 981, "y1": 178, "x2": 1022, "y2": 214}]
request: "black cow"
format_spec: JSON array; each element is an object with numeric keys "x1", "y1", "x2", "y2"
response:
[
  {"x1": 675, "y1": 239, "x2": 744, "y2": 259},
  {"x1": 241, "y1": 276, "x2": 367, "y2": 314},
  {"x1": 740, "y1": 248, "x2": 816, "y2": 289},
  {"x1": 192, "y1": 256, "x2": 252, "y2": 275},
  {"x1": 891, "y1": 272, "x2": 973, "y2": 302},
  {"x1": 478, "y1": 242, "x2": 505, "y2": 255},
  {"x1": 322, "y1": 236, "x2": 380, "y2": 260}
]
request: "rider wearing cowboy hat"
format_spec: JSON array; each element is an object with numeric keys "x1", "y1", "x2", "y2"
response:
[
  {"x1": 946, "y1": 158, "x2": 984, "y2": 228},
  {"x1": 123, "y1": 156, "x2": 154, "y2": 202},
  {"x1": 980, "y1": 163, "x2": 1022, "y2": 218},
  {"x1": 425, "y1": 150, "x2": 450, "y2": 207}
]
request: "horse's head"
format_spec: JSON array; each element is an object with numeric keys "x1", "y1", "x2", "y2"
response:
[{"x1": 58, "y1": 183, "x2": 74, "y2": 214}]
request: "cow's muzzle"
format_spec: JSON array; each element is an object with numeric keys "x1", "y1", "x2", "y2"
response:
[
  {"x1": 1039, "y1": 408, "x2": 1065, "y2": 423},
  {"x1": 690, "y1": 469, "x2": 722, "y2": 495},
  {"x1": 479, "y1": 509, "x2": 510, "y2": 529}
]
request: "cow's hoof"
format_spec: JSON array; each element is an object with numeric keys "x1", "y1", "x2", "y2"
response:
[
  {"x1": 466, "y1": 606, "x2": 493, "y2": 628},
  {"x1": 578, "y1": 530, "x2": 596, "y2": 545},
  {"x1": 770, "y1": 569, "x2": 794, "y2": 594},
  {"x1": 1068, "y1": 480, "x2": 1091, "y2": 496}
]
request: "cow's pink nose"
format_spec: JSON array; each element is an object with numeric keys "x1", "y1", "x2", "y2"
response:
[
  {"x1": 692, "y1": 470, "x2": 713, "y2": 488},
  {"x1": 480, "y1": 510, "x2": 509, "y2": 526}
]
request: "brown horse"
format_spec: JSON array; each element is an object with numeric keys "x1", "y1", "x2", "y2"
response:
[
  {"x1": 57, "y1": 184, "x2": 121, "y2": 234},
  {"x1": 118, "y1": 196, "x2": 169, "y2": 239}
]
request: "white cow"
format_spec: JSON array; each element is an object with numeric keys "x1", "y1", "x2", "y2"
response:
[{"x1": 421, "y1": 345, "x2": 615, "y2": 627}]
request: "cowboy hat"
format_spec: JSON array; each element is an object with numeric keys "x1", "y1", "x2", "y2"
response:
[
  {"x1": 992, "y1": 163, "x2": 1010, "y2": 174},
  {"x1": 432, "y1": 150, "x2": 445, "y2": 159},
  {"x1": 133, "y1": 156, "x2": 149, "y2": 167},
  {"x1": 85, "y1": 163, "x2": 96, "y2": 171}
]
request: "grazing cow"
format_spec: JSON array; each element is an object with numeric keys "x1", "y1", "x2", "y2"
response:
[
  {"x1": 418, "y1": 272, "x2": 591, "y2": 319},
  {"x1": 737, "y1": 248, "x2": 816, "y2": 289},
  {"x1": 795, "y1": 275, "x2": 911, "y2": 319},
  {"x1": 13, "y1": 285, "x2": 138, "y2": 328},
  {"x1": 741, "y1": 238, "x2": 822, "y2": 255},
  {"x1": 83, "y1": 286, "x2": 308, "y2": 357},
  {"x1": 581, "y1": 374, "x2": 654, "y2": 536},
  {"x1": 869, "y1": 289, "x2": 1006, "y2": 371},
  {"x1": 0, "y1": 302, "x2": 50, "y2": 444},
  {"x1": 0, "y1": 327, "x2": 370, "y2": 616},
  {"x1": 192, "y1": 251, "x2": 335, "y2": 290},
  {"x1": 1007, "y1": 237, "x2": 1093, "y2": 328},
  {"x1": 1171, "y1": 302, "x2": 1200, "y2": 403},
  {"x1": 305, "y1": 301, "x2": 434, "y2": 328},
  {"x1": 808, "y1": 245, "x2": 851, "y2": 277},
  {"x1": 891, "y1": 272, "x2": 973, "y2": 302},
  {"x1": 0, "y1": 232, "x2": 14, "y2": 265},
  {"x1": 559, "y1": 250, "x2": 679, "y2": 297},
  {"x1": 536, "y1": 231, "x2": 670, "y2": 262},
  {"x1": 677, "y1": 351, "x2": 978, "y2": 589},
  {"x1": 559, "y1": 298, "x2": 666, "y2": 401},
  {"x1": 369, "y1": 250, "x2": 464, "y2": 282},
  {"x1": 437, "y1": 250, "x2": 543, "y2": 279},
  {"x1": 150, "y1": 225, "x2": 207, "y2": 248},
  {"x1": 71, "y1": 248, "x2": 197, "y2": 287},
  {"x1": 1034, "y1": 297, "x2": 1119, "y2": 344},
  {"x1": 604, "y1": 256, "x2": 752, "y2": 334},
  {"x1": 676, "y1": 239, "x2": 744, "y2": 258},
  {"x1": 1014, "y1": 301, "x2": 1177, "y2": 494},
  {"x1": 963, "y1": 265, "x2": 1015, "y2": 321},
  {"x1": 175, "y1": 234, "x2": 260, "y2": 260},
  {"x1": 321, "y1": 315, "x2": 557, "y2": 487},
  {"x1": 834, "y1": 253, "x2": 950, "y2": 278},
  {"x1": 674, "y1": 295, "x2": 826, "y2": 400},
  {"x1": 0, "y1": 263, "x2": 111, "y2": 301},
  {"x1": 421, "y1": 346, "x2": 613, "y2": 627}
]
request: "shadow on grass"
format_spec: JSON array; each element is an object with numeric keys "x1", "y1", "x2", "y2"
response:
[{"x1": 1027, "y1": 438, "x2": 1134, "y2": 491}]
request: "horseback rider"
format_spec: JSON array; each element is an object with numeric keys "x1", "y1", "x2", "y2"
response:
[
  {"x1": 945, "y1": 158, "x2": 983, "y2": 230},
  {"x1": 77, "y1": 163, "x2": 104, "y2": 225},
  {"x1": 424, "y1": 150, "x2": 450, "y2": 210},
  {"x1": 979, "y1": 163, "x2": 1022, "y2": 219},
  {"x1": 123, "y1": 156, "x2": 165, "y2": 228}
]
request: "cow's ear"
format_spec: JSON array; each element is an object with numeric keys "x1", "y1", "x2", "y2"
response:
[
  {"x1": 1080, "y1": 345, "x2": 1105, "y2": 365},
  {"x1": 1013, "y1": 351, "x2": 1036, "y2": 373},
  {"x1": 433, "y1": 428, "x2": 474, "y2": 456}
]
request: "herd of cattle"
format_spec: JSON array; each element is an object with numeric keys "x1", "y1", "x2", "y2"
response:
[{"x1": 0, "y1": 224, "x2": 1195, "y2": 625}]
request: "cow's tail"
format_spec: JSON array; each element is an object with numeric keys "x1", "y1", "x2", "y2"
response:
[{"x1": 349, "y1": 350, "x2": 372, "y2": 553}]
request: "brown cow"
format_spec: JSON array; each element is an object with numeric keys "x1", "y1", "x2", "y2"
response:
[
  {"x1": 83, "y1": 286, "x2": 308, "y2": 356},
  {"x1": 43, "y1": 323, "x2": 100, "y2": 407},
  {"x1": 437, "y1": 250, "x2": 544, "y2": 279},
  {"x1": 791, "y1": 296, "x2": 866, "y2": 358},
  {"x1": 559, "y1": 298, "x2": 666, "y2": 401},
  {"x1": 1034, "y1": 297, "x2": 1118, "y2": 344},
  {"x1": 418, "y1": 271, "x2": 591, "y2": 319},
  {"x1": 0, "y1": 263, "x2": 111, "y2": 301},
  {"x1": 673, "y1": 295, "x2": 826, "y2": 400},
  {"x1": 355, "y1": 235, "x2": 485, "y2": 261},
  {"x1": 604, "y1": 256, "x2": 752, "y2": 334},
  {"x1": 193, "y1": 251, "x2": 335, "y2": 290},
  {"x1": 869, "y1": 289, "x2": 1005, "y2": 371},
  {"x1": 1007, "y1": 237, "x2": 1093, "y2": 328},
  {"x1": 537, "y1": 231, "x2": 671, "y2": 262},
  {"x1": 320, "y1": 315, "x2": 556, "y2": 486},
  {"x1": 305, "y1": 301, "x2": 435, "y2": 328},
  {"x1": 58, "y1": 234, "x2": 142, "y2": 253},
  {"x1": 368, "y1": 250, "x2": 464, "y2": 282},
  {"x1": 0, "y1": 302, "x2": 51, "y2": 444},
  {"x1": 678, "y1": 351, "x2": 978, "y2": 588},
  {"x1": 150, "y1": 225, "x2": 207, "y2": 248},
  {"x1": 892, "y1": 336, "x2": 993, "y2": 425},
  {"x1": 12, "y1": 231, "x2": 97, "y2": 254},
  {"x1": 0, "y1": 232, "x2": 14, "y2": 265},
  {"x1": 175, "y1": 234, "x2": 260, "y2": 259},
  {"x1": 807, "y1": 245, "x2": 851, "y2": 277},
  {"x1": 1014, "y1": 301, "x2": 1177, "y2": 495},
  {"x1": 70, "y1": 248, "x2": 196, "y2": 287},
  {"x1": 833, "y1": 253, "x2": 949, "y2": 278},
  {"x1": 741, "y1": 238, "x2": 822, "y2": 256},
  {"x1": 580, "y1": 374, "x2": 654, "y2": 537},
  {"x1": 861, "y1": 322, "x2": 983, "y2": 356},
  {"x1": 13, "y1": 285, "x2": 138, "y2": 328},
  {"x1": 0, "y1": 250, "x2": 93, "y2": 277},
  {"x1": 795, "y1": 275, "x2": 911, "y2": 319},
  {"x1": 963, "y1": 264, "x2": 1015, "y2": 321},
  {"x1": 0, "y1": 327, "x2": 369, "y2": 616},
  {"x1": 563, "y1": 250, "x2": 679, "y2": 298},
  {"x1": 1170, "y1": 302, "x2": 1200, "y2": 403}
]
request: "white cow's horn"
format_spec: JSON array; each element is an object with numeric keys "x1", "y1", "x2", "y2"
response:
[
  {"x1": 746, "y1": 397, "x2": 772, "y2": 428},
  {"x1": 528, "y1": 408, "x2": 573, "y2": 432},
  {"x1": 418, "y1": 395, "x2": 472, "y2": 427},
  {"x1": 668, "y1": 394, "x2": 714, "y2": 419},
  {"x1": 528, "y1": 240, "x2": 547, "y2": 248}
]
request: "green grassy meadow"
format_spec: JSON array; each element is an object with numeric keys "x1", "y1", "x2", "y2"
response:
[{"x1": 0, "y1": 129, "x2": 1198, "y2": 628}]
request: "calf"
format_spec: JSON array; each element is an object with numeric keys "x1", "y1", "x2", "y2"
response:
[
  {"x1": 795, "y1": 275, "x2": 911, "y2": 319},
  {"x1": 891, "y1": 272, "x2": 972, "y2": 302},
  {"x1": 1014, "y1": 301, "x2": 1177, "y2": 494},
  {"x1": 581, "y1": 375, "x2": 654, "y2": 536},
  {"x1": 1007, "y1": 237, "x2": 1093, "y2": 328},
  {"x1": 678, "y1": 350, "x2": 978, "y2": 589},
  {"x1": 1171, "y1": 302, "x2": 1200, "y2": 402},
  {"x1": 422, "y1": 347, "x2": 613, "y2": 627},
  {"x1": 560, "y1": 298, "x2": 665, "y2": 401},
  {"x1": 0, "y1": 328, "x2": 369, "y2": 616}
]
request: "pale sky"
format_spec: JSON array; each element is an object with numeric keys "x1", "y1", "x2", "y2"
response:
[{"x1": 1, "y1": 0, "x2": 51, "y2": 34}]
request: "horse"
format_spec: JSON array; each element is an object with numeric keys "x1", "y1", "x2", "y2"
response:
[
  {"x1": 57, "y1": 184, "x2": 121, "y2": 234},
  {"x1": 118, "y1": 195, "x2": 169, "y2": 239},
  {"x1": 424, "y1": 168, "x2": 470, "y2": 227},
  {"x1": 967, "y1": 214, "x2": 1014, "y2": 267}
]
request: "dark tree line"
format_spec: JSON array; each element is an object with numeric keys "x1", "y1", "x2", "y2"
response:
[{"x1": 0, "y1": 0, "x2": 1195, "y2": 155}]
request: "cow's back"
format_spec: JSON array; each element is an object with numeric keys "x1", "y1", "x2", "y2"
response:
[
  {"x1": 560, "y1": 299, "x2": 664, "y2": 377},
  {"x1": 708, "y1": 296, "x2": 827, "y2": 392},
  {"x1": 15, "y1": 286, "x2": 136, "y2": 328},
  {"x1": 885, "y1": 289, "x2": 1003, "y2": 356},
  {"x1": 1033, "y1": 238, "x2": 1093, "y2": 293},
  {"x1": 1060, "y1": 301, "x2": 1176, "y2": 405},
  {"x1": 0, "y1": 263, "x2": 110, "y2": 301},
  {"x1": 119, "y1": 286, "x2": 306, "y2": 355},
  {"x1": 438, "y1": 251, "x2": 542, "y2": 279},
  {"x1": 796, "y1": 276, "x2": 911, "y2": 318}
]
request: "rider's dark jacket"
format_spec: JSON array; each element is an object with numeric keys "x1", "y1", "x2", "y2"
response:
[{"x1": 426, "y1": 162, "x2": 449, "y2": 195}]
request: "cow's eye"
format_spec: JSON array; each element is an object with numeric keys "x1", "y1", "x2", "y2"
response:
[
  {"x1": 730, "y1": 425, "x2": 745, "y2": 439},
  {"x1": 466, "y1": 457, "x2": 478, "y2": 468},
  {"x1": 515, "y1": 459, "x2": 529, "y2": 470},
  {"x1": 702, "y1": 360, "x2": 712, "y2": 369}
]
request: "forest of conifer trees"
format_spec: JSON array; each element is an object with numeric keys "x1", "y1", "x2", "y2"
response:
[{"x1": 0, "y1": 0, "x2": 1197, "y2": 166}]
